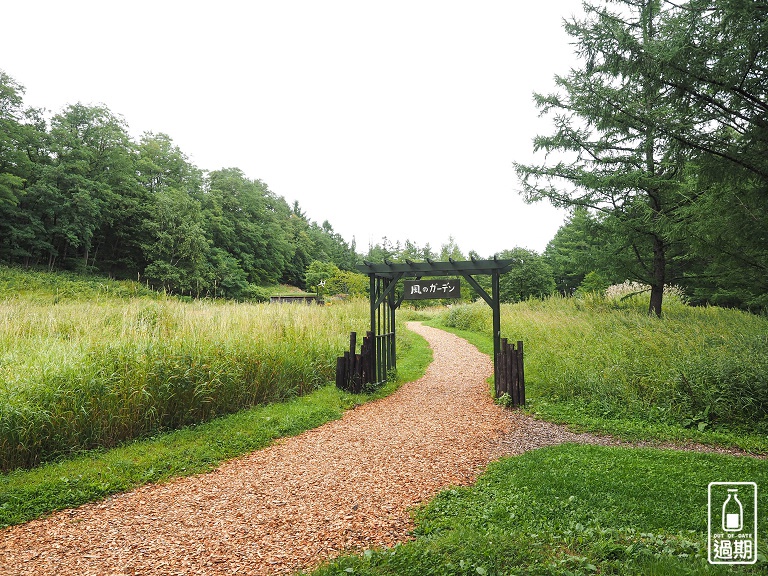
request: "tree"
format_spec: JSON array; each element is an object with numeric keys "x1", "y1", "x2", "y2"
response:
[
  {"x1": 0, "y1": 72, "x2": 50, "y2": 265},
  {"x1": 142, "y1": 187, "x2": 210, "y2": 293},
  {"x1": 24, "y1": 103, "x2": 139, "y2": 271},
  {"x1": 645, "y1": 0, "x2": 768, "y2": 182},
  {"x1": 544, "y1": 207, "x2": 607, "y2": 295},
  {"x1": 0, "y1": 70, "x2": 363, "y2": 296},
  {"x1": 675, "y1": 156, "x2": 768, "y2": 310},
  {"x1": 497, "y1": 248, "x2": 556, "y2": 303},
  {"x1": 136, "y1": 132, "x2": 202, "y2": 195},
  {"x1": 515, "y1": 0, "x2": 693, "y2": 316},
  {"x1": 305, "y1": 260, "x2": 338, "y2": 295},
  {"x1": 366, "y1": 237, "x2": 402, "y2": 263},
  {"x1": 203, "y1": 168, "x2": 293, "y2": 287},
  {"x1": 439, "y1": 236, "x2": 465, "y2": 262},
  {"x1": 0, "y1": 71, "x2": 28, "y2": 207}
]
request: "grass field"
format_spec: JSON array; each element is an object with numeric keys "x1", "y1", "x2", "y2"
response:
[
  {"x1": 436, "y1": 293, "x2": 768, "y2": 453},
  {"x1": 3, "y1": 268, "x2": 766, "y2": 573},
  {"x1": 0, "y1": 266, "x2": 369, "y2": 471},
  {"x1": 0, "y1": 267, "x2": 434, "y2": 526},
  {"x1": 306, "y1": 444, "x2": 767, "y2": 575},
  {"x1": 0, "y1": 325, "x2": 431, "y2": 528}
]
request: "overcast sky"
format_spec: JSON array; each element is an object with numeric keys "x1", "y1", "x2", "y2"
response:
[{"x1": 1, "y1": 1, "x2": 582, "y2": 257}]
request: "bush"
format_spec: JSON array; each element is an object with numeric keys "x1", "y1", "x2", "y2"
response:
[
  {"x1": 673, "y1": 334, "x2": 768, "y2": 432},
  {"x1": 443, "y1": 302, "x2": 490, "y2": 332}
]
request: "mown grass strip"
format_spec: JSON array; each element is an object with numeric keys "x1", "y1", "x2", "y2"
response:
[
  {"x1": 306, "y1": 444, "x2": 768, "y2": 575},
  {"x1": 0, "y1": 326, "x2": 432, "y2": 528}
]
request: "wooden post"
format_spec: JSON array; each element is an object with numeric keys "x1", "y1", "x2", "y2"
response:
[
  {"x1": 517, "y1": 340, "x2": 525, "y2": 406},
  {"x1": 510, "y1": 341, "x2": 519, "y2": 406},
  {"x1": 352, "y1": 354, "x2": 362, "y2": 393},
  {"x1": 362, "y1": 332, "x2": 374, "y2": 385},
  {"x1": 498, "y1": 338, "x2": 508, "y2": 397},
  {"x1": 336, "y1": 356, "x2": 346, "y2": 389},
  {"x1": 349, "y1": 332, "x2": 357, "y2": 359},
  {"x1": 492, "y1": 269, "x2": 501, "y2": 390}
]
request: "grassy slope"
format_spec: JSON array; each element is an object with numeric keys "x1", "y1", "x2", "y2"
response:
[
  {"x1": 0, "y1": 266, "x2": 369, "y2": 470},
  {"x1": 0, "y1": 326, "x2": 432, "y2": 528},
  {"x1": 432, "y1": 296, "x2": 768, "y2": 454},
  {"x1": 3, "y1": 272, "x2": 765, "y2": 573}
]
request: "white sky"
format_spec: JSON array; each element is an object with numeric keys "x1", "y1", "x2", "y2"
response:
[{"x1": 1, "y1": 1, "x2": 582, "y2": 257}]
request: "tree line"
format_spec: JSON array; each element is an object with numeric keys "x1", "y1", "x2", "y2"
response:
[
  {"x1": 0, "y1": 74, "x2": 357, "y2": 298},
  {"x1": 0, "y1": 70, "x2": 557, "y2": 305}
]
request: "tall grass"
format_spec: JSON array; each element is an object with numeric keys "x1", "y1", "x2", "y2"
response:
[
  {"x1": 0, "y1": 281, "x2": 369, "y2": 471},
  {"x1": 441, "y1": 292, "x2": 768, "y2": 441}
]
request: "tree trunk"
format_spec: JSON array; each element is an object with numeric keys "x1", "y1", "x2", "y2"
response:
[{"x1": 649, "y1": 234, "x2": 665, "y2": 317}]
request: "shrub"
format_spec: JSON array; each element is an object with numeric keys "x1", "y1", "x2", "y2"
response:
[
  {"x1": 450, "y1": 296, "x2": 768, "y2": 438},
  {"x1": 443, "y1": 302, "x2": 491, "y2": 332}
]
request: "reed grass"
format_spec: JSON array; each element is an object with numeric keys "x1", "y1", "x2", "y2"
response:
[{"x1": 0, "y1": 280, "x2": 369, "y2": 471}]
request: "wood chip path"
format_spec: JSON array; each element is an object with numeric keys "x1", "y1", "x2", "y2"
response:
[{"x1": 0, "y1": 323, "x2": 758, "y2": 575}]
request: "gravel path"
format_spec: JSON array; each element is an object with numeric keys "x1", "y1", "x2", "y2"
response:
[{"x1": 0, "y1": 322, "x2": 758, "y2": 575}]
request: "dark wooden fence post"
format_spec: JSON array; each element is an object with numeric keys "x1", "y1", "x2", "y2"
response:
[
  {"x1": 495, "y1": 339, "x2": 525, "y2": 407},
  {"x1": 336, "y1": 331, "x2": 376, "y2": 393},
  {"x1": 517, "y1": 340, "x2": 525, "y2": 407}
]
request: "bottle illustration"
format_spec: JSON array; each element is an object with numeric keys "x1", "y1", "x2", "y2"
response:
[{"x1": 722, "y1": 488, "x2": 743, "y2": 532}]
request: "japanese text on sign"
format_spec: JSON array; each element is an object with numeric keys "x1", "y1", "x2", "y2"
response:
[{"x1": 403, "y1": 279, "x2": 461, "y2": 300}]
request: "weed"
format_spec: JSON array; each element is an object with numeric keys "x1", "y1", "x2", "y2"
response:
[
  {"x1": 435, "y1": 297, "x2": 768, "y2": 452},
  {"x1": 0, "y1": 324, "x2": 433, "y2": 526}
]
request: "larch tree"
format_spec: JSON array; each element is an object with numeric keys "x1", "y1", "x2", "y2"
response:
[{"x1": 515, "y1": 0, "x2": 693, "y2": 316}]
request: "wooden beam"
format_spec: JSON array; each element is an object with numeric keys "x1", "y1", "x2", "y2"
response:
[{"x1": 357, "y1": 259, "x2": 515, "y2": 278}]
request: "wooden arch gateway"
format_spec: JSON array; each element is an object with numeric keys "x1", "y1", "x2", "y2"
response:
[{"x1": 355, "y1": 257, "x2": 517, "y2": 389}]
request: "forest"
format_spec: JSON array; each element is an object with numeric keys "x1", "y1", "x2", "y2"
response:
[
  {"x1": 1, "y1": 0, "x2": 767, "y2": 314},
  {"x1": 0, "y1": 81, "x2": 358, "y2": 299}
]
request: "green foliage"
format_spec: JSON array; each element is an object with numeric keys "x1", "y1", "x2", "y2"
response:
[
  {"x1": 515, "y1": 1, "x2": 694, "y2": 316},
  {"x1": 545, "y1": 207, "x2": 606, "y2": 295},
  {"x1": 325, "y1": 269, "x2": 368, "y2": 297},
  {"x1": 0, "y1": 71, "x2": 31, "y2": 208},
  {"x1": 516, "y1": 1, "x2": 768, "y2": 313},
  {"x1": 306, "y1": 260, "x2": 339, "y2": 295},
  {"x1": 496, "y1": 247, "x2": 555, "y2": 302},
  {"x1": 443, "y1": 301, "x2": 491, "y2": 333},
  {"x1": 304, "y1": 260, "x2": 368, "y2": 298},
  {"x1": 142, "y1": 187, "x2": 210, "y2": 293},
  {"x1": 307, "y1": 445, "x2": 768, "y2": 575},
  {"x1": 0, "y1": 265, "x2": 158, "y2": 301},
  {"x1": 0, "y1": 70, "x2": 358, "y2": 296},
  {"x1": 574, "y1": 271, "x2": 610, "y2": 297}
]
